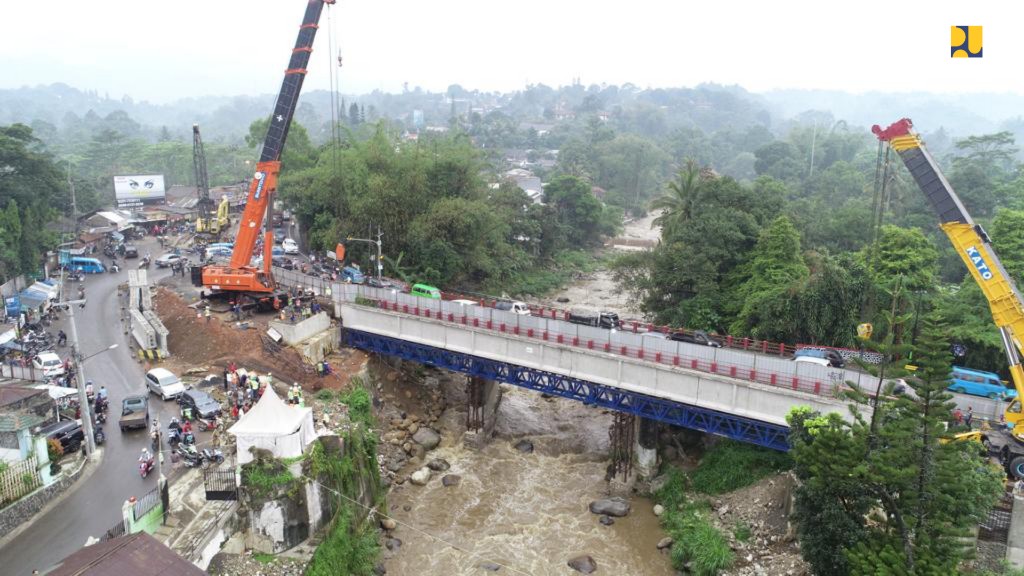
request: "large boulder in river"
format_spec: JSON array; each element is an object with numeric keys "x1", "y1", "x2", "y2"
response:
[
  {"x1": 513, "y1": 439, "x2": 534, "y2": 453},
  {"x1": 589, "y1": 497, "x2": 630, "y2": 517},
  {"x1": 568, "y1": 555, "x2": 598, "y2": 574},
  {"x1": 427, "y1": 458, "x2": 450, "y2": 472},
  {"x1": 412, "y1": 427, "x2": 441, "y2": 450},
  {"x1": 441, "y1": 474, "x2": 461, "y2": 487},
  {"x1": 410, "y1": 467, "x2": 432, "y2": 486}
]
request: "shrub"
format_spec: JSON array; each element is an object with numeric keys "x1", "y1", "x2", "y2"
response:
[
  {"x1": 47, "y1": 438, "x2": 64, "y2": 462},
  {"x1": 339, "y1": 382, "x2": 373, "y2": 427},
  {"x1": 316, "y1": 389, "x2": 334, "y2": 402},
  {"x1": 656, "y1": 469, "x2": 733, "y2": 575},
  {"x1": 689, "y1": 440, "x2": 792, "y2": 495}
]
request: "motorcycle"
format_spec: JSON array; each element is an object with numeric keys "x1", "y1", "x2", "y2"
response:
[
  {"x1": 95, "y1": 410, "x2": 106, "y2": 425},
  {"x1": 94, "y1": 395, "x2": 108, "y2": 414},
  {"x1": 176, "y1": 443, "x2": 203, "y2": 468},
  {"x1": 94, "y1": 425, "x2": 105, "y2": 445},
  {"x1": 139, "y1": 257, "x2": 151, "y2": 269},
  {"x1": 196, "y1": 415, "x2": 218, "y2": 432},
  {"x1": 139, "y1": 456, "x2": 155, "y2": 478},
  {"x1": 201, "y1": 447, "x2": 225, "y2": 466},
  {"x1": 167, "y1": 418, "x2": 182, "y2": 446}
]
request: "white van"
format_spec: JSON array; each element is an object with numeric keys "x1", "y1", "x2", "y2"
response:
[
  {"x1": 145, "y1": 368, "x2": 185, "y2": 401},
  {"x1": 33, "y1": 352, "x2": 65, "y2": 377},
  {"x1": 495, "y1": 300, "x2": 531, "y2": 315},
  {"x1": 451, "y1": 299, "x2": 478, "y2": 307}
]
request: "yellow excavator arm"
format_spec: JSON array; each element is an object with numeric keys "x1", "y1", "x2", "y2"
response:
[{"x1": 873, "y1": 118, "x2": 1024, "y2": 432}]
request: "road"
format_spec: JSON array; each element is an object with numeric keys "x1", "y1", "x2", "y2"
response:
[{"x1": 0, "y1": 236, "x2": 207, "y2": 576}]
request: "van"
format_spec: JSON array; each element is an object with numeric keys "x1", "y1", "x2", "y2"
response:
[
  {"x1": 411, "y1": 283, "x2": 441, "y2": 299},
  {"x1": 668, "y1": 330, "x2": 722, "y2": 348},
  {"x1": 451, "y1": 299, "x2": 478, "y2": 307},
  {"x1": 567, "y1": 308, "x2": 620, "y2": 329},
  {"x1": 342, "y1": 266, "x2": 365, "y2": 284},
  {"x1": 948, "y1": 366, "x2": 1017, "y2": 400},
  {"x1": 145, "y1": 367, "x2": 186, "y2": 401},
  {"x1": 495, "y1": 300, "x2": 531, "y2": 315},
  {"x1": 67, "y1": 257, "x2": 105, "y2": 274}
]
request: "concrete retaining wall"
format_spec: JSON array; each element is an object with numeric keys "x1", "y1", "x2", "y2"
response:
[
  {"x1": 269, "y1": 312, "x2": 331, "y2": 346},
  {"x1": 0, "y1": 456, "x2": 88, "y2": 536}
]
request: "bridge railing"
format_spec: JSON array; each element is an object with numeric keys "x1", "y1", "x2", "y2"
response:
[{"x1": 340, "y1": 285, "x2": 880, "y2": 399}]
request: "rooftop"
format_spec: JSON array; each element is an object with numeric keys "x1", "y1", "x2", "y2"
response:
[{"x1": 45, "y1": 532, "x2": 205, "y2": 576}]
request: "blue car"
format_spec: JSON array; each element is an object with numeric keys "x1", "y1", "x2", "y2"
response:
[
  {"x1": 947, "y1": 366, "x2": 1017, "y2": 400},
  {"x1": 342, "y1": 266, "x2": 365, "y2": 284}
]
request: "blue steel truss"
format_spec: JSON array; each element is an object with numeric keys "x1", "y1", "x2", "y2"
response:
[{"x1": 344, "y1": 329, "x2": 790, "y2": 451}]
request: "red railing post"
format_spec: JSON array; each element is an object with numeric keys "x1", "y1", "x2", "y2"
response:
[
  {"x1": 543, "y1": 331, "x2": 548, "y2": 340},
  {"x1": 792, "y1": 377, "x2": 799, "y2": 390},
  {"x1": 710, "y1": 362, "x2": 717, "y2": 373},
  {"x1": 403, "y1": 304, "x2": 409, "y2": 314},
  {"x1": 814, "y1": 382, "x2": 821, "y2": 395},
  {"x1": 761, "y1": 341, "x2": 769, "y2": 353},
  {"x1": 691, "y1": 359, "x2": 698, "y2": 369},
  {"x1": 673, "y1": 356, "x2": 680, "y2": 366},
  {"x1": 473, "y1": 318, "x2": 480, "y2": 327},
  {"x1": 726, "y1": 335, "x2": 734, "y2": 347},
  {"x1": 631, "y1": 321, "x2": 638, "y2": 333},
  {"x1": 486, "y1": 320, "x2": 493, "y2": 329},
  {"x1": 742, "y1": 337, "x2": 750, "y2": 350},
  {"x1": 527, "y1": 328, "x2": 533, "y2": 338},
  {"x1": 779, "y1": 343, "x2": 787, "y2": 356},
  {"x1": 655, "y1": 352, "x2": 662, "y2": 363},
  {"x1": 729, "y1": 366, "x2": 737, "y2": 377},
  {"x1": 637, "y1": 349, "x2": 644, "y2": 359},
  {"x1": 749, "y1": 369, "x2": 756, "y2": 381},
  {"x1": 557, "y1": 334, "x2": 564, "y2": 344},
  {"x1": 500, "y1": 323, "x2": 507, "y2": 332},
  {"x1": 604, "y1": 342, "x2": 611, "y2": 352},
  {"x1": 770, "y1": 374, "x2": 777, "y2": 386},
  {"x1": 620, "y1": 346, "x2": 628, "y2": 356}
]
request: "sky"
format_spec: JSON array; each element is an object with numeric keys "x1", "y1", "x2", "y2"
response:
[{"x1": 0, "y1": 0, "x2": 1018, "y2": 103}]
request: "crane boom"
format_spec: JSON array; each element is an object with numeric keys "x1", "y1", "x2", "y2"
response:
[
  {"x1": 193, "y1": 124, "x2": 213, "y2": 233},
  {"x1": 197, "y1": 0, "x2": 333, "y2": 302},
  {"x1": 873, "y1": 118, "x2": 1024, "y2": 432}
]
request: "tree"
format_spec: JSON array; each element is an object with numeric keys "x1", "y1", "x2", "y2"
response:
[
  {"x1": 651, "y1": 160, "x2": 703, "y2": 239},
  {"x1": 544, "y1": 175, "x2": 613, "y2": 248},
  {"x1": 788, "y1": 316, "x2": 1003, "y2": 575}
]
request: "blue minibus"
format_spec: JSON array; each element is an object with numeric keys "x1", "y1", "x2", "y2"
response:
[
  {"x1": 947, "y1": 366, "x2": 1017, "y2": 400},
  {"x1": 67, "y1": 257, "x2": 105, "y2": 274}
]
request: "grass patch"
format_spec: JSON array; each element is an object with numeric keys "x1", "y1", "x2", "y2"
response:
[
  {"x1": 655, "y1": 469, "x2": 734, "y2": 576},
  {"x1": 315, "y1": 389, "x2": 334, "y2": 402},
  {"x1": 305, "y1": 507, "x2": 379, "y2": 576},
  {"x1": 733, "y1": 521, "x2": 752, "y2": 542},
  {"x1": 253, "y1": 553, "x2": 275, "y2": 564},
  {"x1": 338, "y1": 379, "x2": 373, "y2": 427},
  {"x1": 689, "y1": 440, "x2": 792, "y2": 495}
]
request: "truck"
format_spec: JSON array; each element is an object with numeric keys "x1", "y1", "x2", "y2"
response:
[
  {"x1": 566, "y1": 308, "x2": 621, "y2": 330},
  {"x1": 119, "y1": 394, "x2": 149, "y2": 432},
  {"x1": 874, "y1": 118, "x2": 1024, "y2": 477},
  {"x1": 495, "y1": 300, "x2": 531, "y2": 315}
]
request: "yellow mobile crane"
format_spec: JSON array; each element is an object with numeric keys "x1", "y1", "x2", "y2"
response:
[{"x1": 873, "y1": 118, "x2": 1024, "y2": 477}]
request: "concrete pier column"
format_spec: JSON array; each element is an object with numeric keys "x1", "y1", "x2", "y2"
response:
[
  {"x1": 634, "y1": 417, "x2": 659, "y2": 480},
  {"x1": 464, "y1": 376, "x2": 501, "y2": 449}
]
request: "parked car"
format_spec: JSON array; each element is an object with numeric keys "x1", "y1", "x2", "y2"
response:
[
  {"x1": 451, "y1": 299, "x2": 478, "y2": 307},
  {"x1": 145, "y1": 368, "x2": 185, "y2": 400},
  {"x1": 155, "y1": 254, "x2": 185, "y2": 268},
  {"x1": 793, "y1": 348, "x2": 845, "y2": 368},
  {"x1": 33, "y1": 352, "x2": 65, "y2": 378},
  {"x1": 282, "y1": 238, "x2": 299, "y2": 255},
  {"x1": 119, "y1": 395, "x2": 149, "y2": 432},
  {"x1": 271, "y1": 246, "x2": 285, "y2": 257},
  {"x1": 668, "y1": 330, "x2": 722, "y2": 348},
  {"x1": 123, "y1": 245, "x2": 139, "y2": 259},
  {"x1": 39, "y1": 420, "x2": 85, "y2": 453},
  {"x1": 566, "y1": 308, "x2": 620, "y2": 329},
  {"x1": 948, "y1": 366, "x2": 1017, "y2": 400},
  {"x1": 495, "y1": 300, "x2": 531, "y2": 315},
  {"x1": 205, "y1": 246, "x2": 233, "y2": 260},
  {"x1": 641, "y1": 331, "x2": 668, "y2": 340},
  {"x1": 272, "y1": 255, "x2": 295, "y2": 270},
  {"x1": 178, "y1": 388, "x2": 222, "y2": 419},
  {"x1": 342, "y1": 266, "x2": 365, "y2": 284}
]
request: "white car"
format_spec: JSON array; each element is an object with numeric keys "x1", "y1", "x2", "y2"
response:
[
  {"x1": 33, "y1": 352, "x2": 65, "y2": 378},
  {"x1": 145, "y1": 367, "x2": 185, "y2": 400},
  {"x1": 282, "y1": 238, "x2": 300, "y2": 255}
]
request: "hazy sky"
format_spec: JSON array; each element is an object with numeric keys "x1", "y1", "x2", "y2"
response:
[{"x1": 0, "y1": 1, "x2": 1016, "y2": 103}]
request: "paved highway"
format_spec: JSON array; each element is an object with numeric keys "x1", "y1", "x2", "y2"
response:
[{"x1": 0, "y1": 236, "x2": 204, "y2": 576}]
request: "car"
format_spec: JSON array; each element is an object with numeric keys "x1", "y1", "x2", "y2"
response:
[
  {"x1": 32, "y1": 352, "x2": 65, "y2": 378},
  {"x1": 495, "y1": 300, "x2": 531, "y2": 315},
  {"x1": 271, "y1": 246, "x2": 285, "y2": 257},
  {"x1": 205, "y1": 246, "x2": 233, "y2": 260},
  {"x1": 947, "y1": 366, "x2": 1017, "y2": 400},
  {"x1": 178, "y1": 388, "x2": 222, "y2": 419},
  {"x1": 119, "y1": 395, "x2": 149, "y2": 432},
  {"x1": 641, "y1": 330, "x2": 668, "y2": 340},
  {"x1": 668, "y1": 330, "x2": 722, "y2": 347},
  {"x1": 272, "y1": 255, "x2": 295, "y2": 270},
  {"x1": 411, "y1": 283, "x2": 441, "y2": 299},
  {"x1": 274, "y1": 227, "x2": 286, "y2": 243},
  {"x1": 145, "y1": 367, "x2": 186, "y2": 400},
  {"x1": 451, "y1": 299, "x2": 478, "y2": 307},
  {"x1": 123, "y1": 244, "x2": 139, "y2": 259},
  {"x1": 155, "y1": 253, "x2": 185, "y2": 268},
  {"x1": 793, "y1": 348, "x2": 845, "y2": 368},
  {"x1": 282, "y1": 238, "x2": 299, "y2": 255},
  {"x1": 39, "y1": 420, "x2": 85, "y2": 453}
]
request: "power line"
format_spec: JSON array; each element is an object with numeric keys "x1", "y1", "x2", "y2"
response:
[{"x1": 298, "y1": 473, "x2": 537, "y2": 576}]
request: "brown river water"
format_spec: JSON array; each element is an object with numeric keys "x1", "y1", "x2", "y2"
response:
[{"x1": 382, "y1": 386, "x2": 674, "y2": 576}]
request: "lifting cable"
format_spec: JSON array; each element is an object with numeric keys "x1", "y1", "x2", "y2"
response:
[
  {"x1": 325, "y1": 2, "x2": 339, "y2": 175},
  {"x1": 863, "y1": 141, "x2": 892, "y2": 316}
]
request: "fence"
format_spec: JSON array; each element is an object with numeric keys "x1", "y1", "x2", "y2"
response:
[
  {"x1": 134, "y1": 486, "x2": 162, "y2": 519},
  {"x1": 0, "y1": 456, "x2": 41, "y2": 506},
  {"x1": 0, "y1": 363, "x2": 45, "y2": 382},
  {"x1": 204, "y1": 467, "x2": 238, "y2": 501}
]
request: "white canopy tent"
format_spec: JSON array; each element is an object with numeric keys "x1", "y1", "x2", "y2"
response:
[{"x1": 228, "y1": 386, "x2": 316, "y2": 465}]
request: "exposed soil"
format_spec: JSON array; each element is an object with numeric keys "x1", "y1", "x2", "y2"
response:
[{"x1": 151, "y1": 287, "x2": 366, "y2": 393}]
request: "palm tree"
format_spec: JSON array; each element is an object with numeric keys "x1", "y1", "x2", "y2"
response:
[{"x1": 651, "y1": 159, "x2": 703, "y2": 239}]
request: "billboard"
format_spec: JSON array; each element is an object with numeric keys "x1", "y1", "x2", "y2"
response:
[{"x1": 113, "y1": 174, "x2": 165, "y2": 205}]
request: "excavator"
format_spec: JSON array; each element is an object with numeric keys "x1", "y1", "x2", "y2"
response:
[
  {"x1": 873, "y1": 118, "x2": 1024, "y2": 478},
  {"x1": 192, "y1": 0, "x2": 334, "y2": 310}
]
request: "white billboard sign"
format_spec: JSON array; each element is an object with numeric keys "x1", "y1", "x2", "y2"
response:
[{"x1": 113, "y1": 174, "x2": 166, "y2": 202}]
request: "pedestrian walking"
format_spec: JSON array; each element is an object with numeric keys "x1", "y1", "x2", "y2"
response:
[
  {"x1": 965, "y1": 406, "x2": 974, "y2": 428},
  {"x1": 222, "y1": 368, "x2": 229, "y2": 391}
]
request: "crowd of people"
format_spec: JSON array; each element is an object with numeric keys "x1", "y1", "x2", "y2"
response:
[{"x1": 221, "y1": 360, "x2": 305, "y2": 418}]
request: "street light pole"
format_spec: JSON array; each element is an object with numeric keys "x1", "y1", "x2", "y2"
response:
[
  {"x1": 66, "y1": 300, "x2": 95, "y2": 457},
  {"x1": 346, "y1": 226, "x2": 384, "y2": 282}
]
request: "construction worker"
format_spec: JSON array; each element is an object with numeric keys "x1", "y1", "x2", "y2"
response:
[
  {"x1": 287, "y1": 385, "x2": 296, "y2": 404},
  {"x1": 266, "y1": 372, "x2": 273, "y2": 389},
  {"x1": 204, "y1": 306, "x2": 211, "y2": 323},
  {"x1": 248, "y1": 371, "x2": 259, "y2": 401}
]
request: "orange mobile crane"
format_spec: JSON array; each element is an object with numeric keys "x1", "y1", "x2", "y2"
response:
[{"x1": 193, "y1": 0, "x2": 334, "y2": 309}]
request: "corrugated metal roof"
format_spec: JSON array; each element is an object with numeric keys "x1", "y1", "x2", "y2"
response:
[
  {"x1": 0, "y1": 385, "x2": 48, "y2": 407},
  {"x1": 0, "y1": 411, "x2": 45, "y2": 432},
  {"x1": 46, "y1": 532, "x2": 206, "y2": 576}
]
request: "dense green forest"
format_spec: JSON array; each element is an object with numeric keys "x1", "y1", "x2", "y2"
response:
[{"x1": 4, "y1": 82, "x2": 1024, "y2": 375}]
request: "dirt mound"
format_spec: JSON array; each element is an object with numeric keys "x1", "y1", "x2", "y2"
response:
[{"x1": 151, "y1": 288, "x2": 360, "y2": 390}]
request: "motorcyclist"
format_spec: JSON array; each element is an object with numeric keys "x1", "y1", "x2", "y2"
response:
[
  {"x1": 139, "y1": 447, "x2": 153, "y2": 463},
  {"x1": 85, "y1": 380, "x2": 94, "y2": 398},
  {"x1": 57, "y1": 330, "x2": 67, "y2": 346},
  {"x1": 98, "y1": 385, "x2": 108, "y2": 400}
]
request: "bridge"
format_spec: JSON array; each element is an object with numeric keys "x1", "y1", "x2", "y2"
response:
[{"x1": 272, "y1": 269, "x2": 868, "y2": 452}]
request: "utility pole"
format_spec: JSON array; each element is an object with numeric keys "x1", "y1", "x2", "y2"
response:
[
  {"x1": 346, "y1": 226, "x2": 384, "y2": 282},
  {"x1": 66, "y1": 172, "x2": 98, "y2": 458}
]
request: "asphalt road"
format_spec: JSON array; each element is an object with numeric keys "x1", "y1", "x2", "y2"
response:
[{"x1": 1, "y1": 236, "x2": 207, "y2": 576}]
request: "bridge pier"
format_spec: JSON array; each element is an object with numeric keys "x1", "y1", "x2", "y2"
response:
[
  {"x1": 464, "y1": 376, "x2": 501, "y2": 449},
  {"x1": 634, "y1": 417, "x2": 659, "y2": 480}
]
